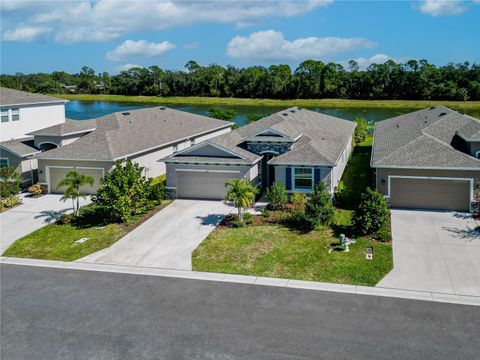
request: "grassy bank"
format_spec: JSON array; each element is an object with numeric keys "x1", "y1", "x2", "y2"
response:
[{"x1": 52, "y1": 94, "x2": 480, "y2": 111}]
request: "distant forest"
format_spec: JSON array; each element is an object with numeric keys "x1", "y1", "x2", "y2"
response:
[{"x1": 1, "y1": 59, "x2": 480, "y2": 101}]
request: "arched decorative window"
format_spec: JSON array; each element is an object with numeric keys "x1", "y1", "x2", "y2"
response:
[{"x1": 38, "y1": 142, "x2": 58, "y2": 152}]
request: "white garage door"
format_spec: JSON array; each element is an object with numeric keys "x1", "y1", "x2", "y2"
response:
[
  {"x1": 49, "y1": 167, "x2": 104, "y2": 195},
  {"x1": 177, "y1": 171, "x2": 239, "y2": 200}
]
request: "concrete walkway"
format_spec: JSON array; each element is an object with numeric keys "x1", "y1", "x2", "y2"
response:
[
  {"x1": 79, "y1": 199, "x2": 233, "y2": 270},
  {"x1": 377, "y1": 209, "x2": 480, "y2": 296},
  {"x1": 1, "y1": 194, "x2": 90, "y2": 253}
]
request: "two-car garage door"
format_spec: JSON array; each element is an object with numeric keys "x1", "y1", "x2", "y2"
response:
[
  {"x1": 390, "y1": 177, "x2": 471, "y2": 212},
  {"x1": 48, "y1": 167, "x2": 104, "y2": 195},
  {"x1": 177, "y1": 171, "x2": 239, "y2": 200}
]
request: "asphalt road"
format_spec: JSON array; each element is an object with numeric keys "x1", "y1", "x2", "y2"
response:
[{"x1": 1, "y1": 264, "x2": 479, "y2": 360}]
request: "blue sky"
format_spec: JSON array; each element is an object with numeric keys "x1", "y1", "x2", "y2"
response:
[{"x1": 1, "y1": 0, "x2": 479, "y2": 74}]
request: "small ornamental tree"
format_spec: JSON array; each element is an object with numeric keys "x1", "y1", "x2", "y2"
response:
[
  {"x1": 354, "y1": 117, "x2": 368, "y2": 144},
  {"x1": 304, "y1": 182, "x2": 335, "y2": 230},
  {"x1": 57, "y1": 170, "x2": 94, "y2": 216},
  {"x1": 94, "y1": 160, "x2": 150, "y2": 222},
  {"x1": 0, "y1": 166, "x2": 21, "y2": 198},
  {"x1": 352, "y1": 188, "x2": 390, "y2": 235},
  {"x1": 225, "y1": 179, "x2": 258, "y2": 221},
  {"x1": 266, "y1": 182, "x2": 288, "y2": 210}
]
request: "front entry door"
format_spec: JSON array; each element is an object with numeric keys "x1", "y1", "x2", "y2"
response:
[{"x1": 261, "y1": 154, "x2": 275, "y2": 190}]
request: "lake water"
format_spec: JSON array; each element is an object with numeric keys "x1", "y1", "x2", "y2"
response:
[{"x1": 66, "y1": 100, "x2": 417, "y2": 126}]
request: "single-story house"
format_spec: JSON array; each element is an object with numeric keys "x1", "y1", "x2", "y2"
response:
[
  {"x1": 163, "y1": 107, "x2": 356, "y2": 200},
  {"x1": 371, "y1": 106, "x2": 480, "y2": 212},
  {"x1": 34, "y1": 107, "x2": 232, "y2": 194}
]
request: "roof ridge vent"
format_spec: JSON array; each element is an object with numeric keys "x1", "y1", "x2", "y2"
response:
[
  {"x1": 439, "y1": 112, "x2": 447, "y2": 117},
  {"x1": 282, "y1": 113, "x2": 288, "y2": 116},
  {"x1": 122, "y1": 112, "x2": 130, "y2": 116},
  {"x1": 290, "y1": 109, "x2": 296, "y2": 113},
  {"x1": 159, "y1": 107, "x2": 166, "y2": 110},
  {"x1": 429, "y1": 106, "x2": 435, "y2": 110}
]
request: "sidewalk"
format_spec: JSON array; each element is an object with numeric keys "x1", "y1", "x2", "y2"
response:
[{"x1": 2, "y1": 256, "x2": 479, "y2": 307}]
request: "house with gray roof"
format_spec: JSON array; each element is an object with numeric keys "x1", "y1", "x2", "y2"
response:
[
  {"x1": 371, "y1": 106, "x2": 480, "y2": 212},
  {"x1": 34, "y1": 107, "x2": 232, "y2": 194},
  {"x1": 163, "y1": 107, "x2": 356, "y2": 200},
  {"x1": 0, "y1": 87, "x2": 67, "y2": 142}
]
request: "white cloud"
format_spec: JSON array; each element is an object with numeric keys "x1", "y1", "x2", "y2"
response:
[
  {"x1": 346, "y1": 54, "x2": 405, "y2": 69},
  {"x1": 106, "y1": 40, "x2": 175, "y2": 61},
  {"x1": 227, "y1": 30, "x2": 376, "y2": 62},
  {"x1": 111, "y1": 63, "x2": 142, "y2": 74},
  {"x1": 1, "y1": 0, "x2": 333, "y2": 43},
  {"x1": 418, "y1": 0, "x2": 466, "y2": 16},
  {"x1": 2, "y1": 26, "x2": 51, "y2": 42}
]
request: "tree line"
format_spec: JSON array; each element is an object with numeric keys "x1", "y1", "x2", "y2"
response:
[{"x1": 1, "y1": 59, "x2": 479, "y2": 100}]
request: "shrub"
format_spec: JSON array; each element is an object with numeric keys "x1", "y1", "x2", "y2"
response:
[
  {"x1": 266, "y1": 182, "x2": 288, "y2": 210},
  {"x1": 208, "y1": 107, "x2": 237, "y2": 120},
  {"x1": 28, "y1": 184, "x2": 43, "y2": 197},
  {"x1": 56, "y1": 213, "x2": 74, "y2": 225},
  {"x1": 94, "y1": 160, "x2": 151, "y2": 223},
  {"x1": 246, "y1": 113, "x2": 264, "y2": 123},
  {"x1": 0, "y1": 195, "x2": 21, "y2": 212},
  {"x1": 304, "y1": 182, "x2": 335, "y2": 230},
  {"x1": 243, "y1": 212, "x2": 253, "y2": 224},
  {"x1": 0, "y1": 166, "x2": 21, "y2": 198},
  {"x1": 261, "y1": 209, "x2": 271, "y2": 218},
  {"x1": 290, "y1": 192, "x2": 307, "y2": 211},
  {"x1": 352, "y1": 188, "x2": 390, "y2": 236},
  {"x1": 233, "y1": 220, "x2": 244, "y2": 228},
  {"x1": 148, "y1": 182, "x2": 165, "y2": 203},
  {"x1": 335, "y1": 181, "x2": 350, "y2": 204},
  {"x1": 354, "y1": 117, "x2": 368, "y2": 144}
]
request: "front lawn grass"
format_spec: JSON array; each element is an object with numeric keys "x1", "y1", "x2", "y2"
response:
[
  {"x1": 3, "y1": 201, "x2": 172, "y2": 261},
  {"x1": 192, "y1": 223, "x2": 392, "y2": 286}
]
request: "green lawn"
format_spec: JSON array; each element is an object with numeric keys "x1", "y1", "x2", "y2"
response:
[
  {"x1": 52, "y1": 94, "x2": 480, "y2": 113},
  {"x1": 192, "y1": 224, "x2": 392, "y2": 286},
  {"x1": 340, "y1": 134, "x2": 374, "y2": 209},
  {"x1": 3, "y1": 201, "x2": 172, "y2": 261}
]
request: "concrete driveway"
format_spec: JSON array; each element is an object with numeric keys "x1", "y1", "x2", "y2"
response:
[
  {"x1": 79, "y1": 199, "x2": 233, "y2": 270},
  {"x1": 377, "y1": 209, "x2": 480, "y2": 296},
  {"x1": 1, "y1": 194, "x2": 90, "y2": 253}
]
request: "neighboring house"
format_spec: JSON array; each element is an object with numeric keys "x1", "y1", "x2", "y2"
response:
[
  {"x1": 0, "y1": 87, "x2": 66, "y2": 142},
  {"x1": 371, "y1": 106, "x2": 480, "y2": 212},
  {"x1": 35, "y1": 107, "x2": 232, "y2": 194},
  {"x1": 163, "y1": 107, "x2": 356, "y2": 200},
  {"x1": 0, "y1": 138, "x2": 40, "y2": 185},
  {"x1": 0, "y1": 118, "x2": 96, "y2": 186}
]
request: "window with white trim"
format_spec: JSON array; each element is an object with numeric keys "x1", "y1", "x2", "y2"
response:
[
  {"x1": 0, "y1": 158, "x2": 9, "y2": 169},
  {"x1": 1, "y1": 109, "x2": 8, "y2": 123},
  {"x1": 294, "y1": 168, "x2": 313, "y2": 190},
  {"x1": 11, "y1": 108, "x2": 19, "y2": 121}
]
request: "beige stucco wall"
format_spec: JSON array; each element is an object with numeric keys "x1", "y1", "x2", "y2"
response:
[
  {"x1": 375, "y1": 167, "x2": 480, "y2": 196},
  {"x1": 332, "y1": 135, "x2": 353, "y2": 190}
]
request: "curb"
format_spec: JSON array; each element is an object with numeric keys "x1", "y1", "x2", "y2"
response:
[{"x1": 1, "y1": 256, "x2": 479, "y2": 307}]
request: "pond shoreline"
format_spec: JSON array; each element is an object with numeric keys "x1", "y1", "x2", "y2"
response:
[{"x1": 53, "y1": 94, "x2": 480, "y2": 111}]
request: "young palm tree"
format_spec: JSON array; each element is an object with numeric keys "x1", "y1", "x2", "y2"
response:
[
  {"x1": 224, "y1": 179, "x2": 258, "y2": 221},
  {"x1": 57, "y1": 170, "x2": 94, "y2": 216}
]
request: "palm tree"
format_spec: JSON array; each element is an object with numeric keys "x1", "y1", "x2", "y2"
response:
[
  {"x1": 224, "y1": 179, "x2": 258, "y2": 221},
  {"x1": 57, "y1": 170, "x2": 94, "y2": 216}
]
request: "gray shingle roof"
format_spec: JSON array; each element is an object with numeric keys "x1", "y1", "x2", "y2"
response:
[
  {"x1": 372, "y1": 106, "x2": 480, "y2": 169},
  {"x1": 166, "y1": 107, "x2": 356, "y2": 166},
  {"x1": 35, "y1": 107, "x2": 232, "y2": 161},
  {"x1": 28, "y1": 118, "x2": 97, "y2": 136},
  {"x1": 0, "y1": 87, "x2": 65, "y2": 107},
  {"x1": 0, "y1": 137, "x2": 40, "y2": 157}
]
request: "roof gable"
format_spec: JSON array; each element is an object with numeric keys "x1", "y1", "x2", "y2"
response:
[{"x1": 172, "y1": 141, "x2": 244, "y2": 159}]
